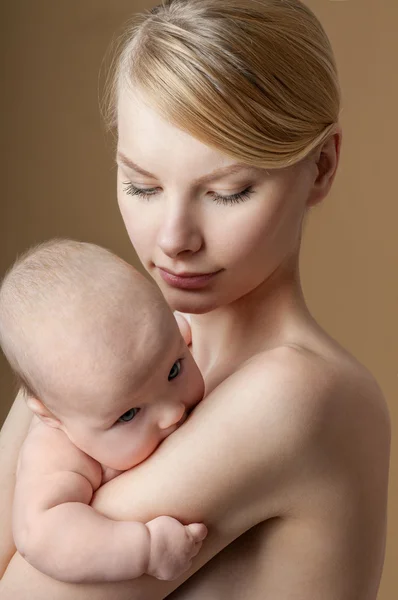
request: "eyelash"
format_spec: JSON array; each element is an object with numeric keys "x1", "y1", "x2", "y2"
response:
[{"x1": 122, "y1": 182, "x2": 255, "y2": 205}]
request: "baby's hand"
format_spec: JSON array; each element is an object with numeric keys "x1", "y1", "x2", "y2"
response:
[{"x1": 145, "y1": 516, "x2": 207, "y2": 581}]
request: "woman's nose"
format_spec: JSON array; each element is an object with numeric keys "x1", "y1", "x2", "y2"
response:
[
  {"x1": 157, "y1": 206, "x2": 203, "y2": 258},
  {"x1": 158, "y1": 402, "x2": 186, "y2": 430}
]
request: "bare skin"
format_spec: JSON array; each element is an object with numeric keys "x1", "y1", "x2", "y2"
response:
[
  {"x1": 13, "y1": 418, "x2": 206, "y2": 583},
  {"x1": 0, "y1": 90, "x2": 391, "y2": 598},
  {"x1": 1, "y1": 250, "x2": 207, "y2": 584},
  {"x1": 0, "y1": 270, "x2": 390, "y2": 600},
  {"x1": 168, "y1": 317, "x2": 391, "y2": 600}
]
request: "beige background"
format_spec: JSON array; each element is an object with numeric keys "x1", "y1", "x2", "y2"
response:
[{"x1": 0, "y1": 1, "x2": 396, "y2": 597}]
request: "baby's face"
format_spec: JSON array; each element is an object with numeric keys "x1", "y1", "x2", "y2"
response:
[{"x1": 56, "y1": 310, "x2": 204, "y2": 470}]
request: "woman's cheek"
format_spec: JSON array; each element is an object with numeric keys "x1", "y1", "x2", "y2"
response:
[
  {"x1": 126, "y1": 225, "x2": 148, "y2": 259},
  {"x1": 118, "y1": 199, "x2": 141, "y2": 245}
]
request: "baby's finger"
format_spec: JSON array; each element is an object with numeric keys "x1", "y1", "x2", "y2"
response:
[
  {"x1": 189, "y1": 543, "x2": 203, "y2": 559},
  {"x1": 185, "y1": 523, "x2": 208, "y2": 542}
]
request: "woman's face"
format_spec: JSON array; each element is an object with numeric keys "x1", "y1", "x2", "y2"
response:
[{"x1": 116, "y1": 88, "x2": 318, "y2": 314}]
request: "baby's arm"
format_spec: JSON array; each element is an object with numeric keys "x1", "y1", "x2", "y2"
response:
[{"x1": 13, "y1": 423, "x2": 206, "y2": 583}]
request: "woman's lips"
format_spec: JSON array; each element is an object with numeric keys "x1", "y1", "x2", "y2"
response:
[{"x1": 158, "y1": 268, "x2": 221, "y2": 290}]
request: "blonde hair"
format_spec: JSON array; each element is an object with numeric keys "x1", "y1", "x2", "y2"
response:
[
  {"x1": 105, "y1": 0, "x2": 341, "y2": 169},
  {"x1": 0, "y1": 239, "x2": 163, "y2": 399}
]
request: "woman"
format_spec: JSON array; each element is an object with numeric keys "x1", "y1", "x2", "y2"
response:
[{"x1": 0, "y1": 1, "x2": 391, "y2": 598}]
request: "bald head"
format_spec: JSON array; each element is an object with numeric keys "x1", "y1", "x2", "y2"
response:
[{"x1": 0, "y1": 239, "x2": 170, "y2": 404}]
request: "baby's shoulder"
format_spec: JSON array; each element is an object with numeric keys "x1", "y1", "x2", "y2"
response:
[{"x1": 19, "y1": 420, "x2": 102, "y2": 489}]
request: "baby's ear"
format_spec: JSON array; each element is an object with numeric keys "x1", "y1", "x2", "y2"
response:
[
  {"x1": 26, "y1": 397, "x2": 62, "y2": 429},
  {"x1": 173, "y1": 311, "x2": 192, "y2": 347}
]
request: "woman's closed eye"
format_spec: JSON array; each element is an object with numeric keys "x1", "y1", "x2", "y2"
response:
[{"x1": 122, "y1": 182, "x2": 255, "y2": 205}]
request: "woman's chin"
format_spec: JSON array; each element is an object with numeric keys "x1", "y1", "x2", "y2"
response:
[{"x1": 168, "y1": 297, "x2": 218, "y2": 315}]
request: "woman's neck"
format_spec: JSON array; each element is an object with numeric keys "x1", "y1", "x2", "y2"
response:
[{"x1": 188, "y1": 254, "x2": 314, "y2": 382}]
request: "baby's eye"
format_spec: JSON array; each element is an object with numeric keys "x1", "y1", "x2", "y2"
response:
[
  {"x1": 168, "y1": 359, "x2": 181, "y2": 381},
  {"x1": 118, "y1": 408, "x2": 140, "y2": 423}
]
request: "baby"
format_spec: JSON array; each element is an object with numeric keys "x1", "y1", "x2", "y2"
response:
[{"x1": 0, "y1": 239, "x2": 207, "y2": 583}]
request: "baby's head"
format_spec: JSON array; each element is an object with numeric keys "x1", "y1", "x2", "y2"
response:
[{"x1": 0, "y1": 239, "x2": 204, "y2": 469}]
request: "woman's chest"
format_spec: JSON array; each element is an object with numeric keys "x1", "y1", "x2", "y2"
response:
[
  {"x1": 168, "y1": 505, "x2": 378, "y2": 600},
  {"x1": 201, "y1": 355, "x2": 251, "y2": 398},
  {"x1": 167, "y1": 520, "x2": 280, "y2": 600}
]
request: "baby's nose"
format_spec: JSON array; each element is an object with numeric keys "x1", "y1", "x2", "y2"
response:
[{"x1": 158, "y1": 402, "x2": 186, "y2": 430}]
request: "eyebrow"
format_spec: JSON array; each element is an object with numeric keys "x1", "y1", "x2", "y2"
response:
[{"x1": 116, "y1": 151, "x2": 256, "y2": 185}]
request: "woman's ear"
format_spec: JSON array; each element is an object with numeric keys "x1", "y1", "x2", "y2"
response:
[
  {"x1": 26, "y1": 397, "x2": 62, "y2": 429},
  {"x1": 307, "y1": 129, "x2": 343, "y2": 207}
]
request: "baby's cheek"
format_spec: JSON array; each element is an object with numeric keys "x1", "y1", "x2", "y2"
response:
[{"x1": 111, "y1": 428, "x2": 161, "y2": 471}]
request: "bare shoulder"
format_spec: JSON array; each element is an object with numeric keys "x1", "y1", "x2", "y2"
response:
[
  {"x1": 244, "y1": 342, "x2": 391, "y2": 453},
  {"x1": 239, "y1": 343, "x2": 391, "y2": 513},
  {"x1": 248, "y1": 337, "x2": 386, "y2": 414},
  {"x1": 93, "y1": 341, "x2": 390, "y2": 531},
  {"x1": 18, "y1": 421, "x2": 102, "y2": 489}
]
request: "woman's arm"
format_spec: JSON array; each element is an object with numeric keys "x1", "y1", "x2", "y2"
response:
[
  {"x1": 0, "y1": 348, "x2": 331, "y2": 598},
  {"x1": 13, "y1": 424, "x2": 204, "y2": 584},
  {"x1": 0, "y1": 389, "x2": 32, "y2": 577}
]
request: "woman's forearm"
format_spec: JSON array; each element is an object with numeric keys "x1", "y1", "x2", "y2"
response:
[{"x1": 0, "y1": 390, "x2": 32, "y2": 577}]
